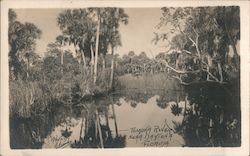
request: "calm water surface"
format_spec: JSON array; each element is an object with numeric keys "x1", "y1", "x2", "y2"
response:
[
  {"x1": 42, "y1": 90, "x2": 187, "y2": 148},
  {"x1": 10, "y1": 78, "x2": 240, "y2": 148}
]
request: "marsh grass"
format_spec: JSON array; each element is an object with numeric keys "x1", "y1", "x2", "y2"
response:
[{"x1": 9, "y1": 80, "x2": 43, "y2": 118}]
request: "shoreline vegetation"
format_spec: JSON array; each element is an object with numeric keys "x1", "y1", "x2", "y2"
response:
[{"x1": 9, "y1": 6, "x2": 240, "y2": 148}]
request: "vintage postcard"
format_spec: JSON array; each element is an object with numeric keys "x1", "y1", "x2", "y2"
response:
[{"x1": 1, "y1": 0, "x2": 249, "y2": 156}]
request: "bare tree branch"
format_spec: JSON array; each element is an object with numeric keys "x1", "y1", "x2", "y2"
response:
[
  {"x1": 192, "y1": 27, "x2": 201, "y2": 58},
  {"x1": 182, "y1": 49, "x2": 192, "y2": 54},
  {"x1": 177, "y1": 24, "x2": 201, "y2": 58},
  {"x1": 172, "y1": 76, "x2": 191, "y2": 85},
  {"x1": 160, "y1": 58, "x2": 225, "y2": 84},
  {"x1": 201, "y1": 61, "x2": 220, "y2": 82},
  {"x1": 177, "y1": 25, "x2": 196, "y2": 47},
  {"x1": 182, "y1": 49, "x2": 199, "y2": 57},
  {"x1": 160, "y1": 59, "x2": 200, "y2": 74},
  {"x1": 172, "y1": 75, "x2": 226, "y2": 86},
  {"x1": 201, "y1": 69, "x2": 220, "y2": 82}
]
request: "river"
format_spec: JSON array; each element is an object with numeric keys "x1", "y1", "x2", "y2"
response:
[{"x1": 10, "y1": 74, "x2": 241, "y2": 148}]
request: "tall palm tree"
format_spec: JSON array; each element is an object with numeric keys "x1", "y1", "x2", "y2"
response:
[
  {"x1": 57, "y1": 9, "x2": 96, "y2": 70},
  {"x1": 106, "y1": 8, "x2": 128, "y2": 88}
]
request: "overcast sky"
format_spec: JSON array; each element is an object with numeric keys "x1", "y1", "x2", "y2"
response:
[{"x1": 15, "y1": 8, "x2": 168, "y2": 58}]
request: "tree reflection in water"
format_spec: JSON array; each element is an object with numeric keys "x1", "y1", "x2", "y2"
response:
[
  {"x1": 170, "y1": 104, "x2": 183, "y2": 116},
  {"x1": 156, "y1": 95, "x2": 169, "y2": 109},
  {"x1": 118, "y1": 83, "x2": 241, "y2": 147},
  {"x1": 71, "y1": 98, "x2": 126, "y2": 148},
  {"x1": 71, "y1": 84, "x2": 241, "y2": 148},
  {"x1": 10, "y1": 97, "x2": 74, "y2": 149},
  {"x1": 172, "y1": 82, "x2": 241, "y2": 147}
]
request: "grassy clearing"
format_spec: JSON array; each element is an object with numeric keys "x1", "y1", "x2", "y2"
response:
[{"x1": 117, "y1": 73, "x2": 182, "y2": 91}]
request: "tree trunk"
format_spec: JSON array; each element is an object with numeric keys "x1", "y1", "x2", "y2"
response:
[
  {"x1": 26, "y1": 58, "x2": 29, "y2": 79},
  {"x1": 206, "y1": 66, "x2": 210, "y2": 80},
  {"x1": 206, "y1": 54, "x2": 213, "y2": 80},
  {"x1": 231, "y1": 42, "x2": 240, "y2": 68},
  {"x1": 182, "y1": 95, "x2": 188, "y2": 126},
  {"x1": 90, "y1": 44, "x2": 94, "y2": 78},
  {"x1": 80, "y1": 49, "x2": 87, "y2": 69},
  {"x1": 73, "y1": 44, "x2": 81, "y2": 64},
  {"x1": 208, "y1": 118, "x2": 213, "y2": 138},
  {"x1": 79, "y1": 117, "x2": 84, "y2": 140},
  {"x1": 105, "y1": 108, "x2": 109, "y2": 127},
  {"x1": 94, "y1": 14, "x2": 100, "y2": 84},
  {"x1": 84, "y1": 111, "x2": 89, "y2": 137},
  {"x1": 223, "y1": 9, "x2": 240, "y2": 68},
  {"x1": 61, "y1": 47, "x2": 64, "y2": 74},
  {"x1": 95, "y1": 116, "x2": 98, "y2": 139},
  {"x1": 217, "y1": 62, "x2": 223, "y2": 83},
  {"x1": 105, "y1": 106, "x2": 112, "y2": 139},
  {"x1": 109, "y1": 48, "x2": 114, "y2": 89},
  {"x1": 226, "y1": 33, "x2": 239, "y2": 67},
  {"x1": 61, "y1": 48, "x2": 64, "y2": 65},
  {"x1": 176, "y1": 94, "x2": 179, "y2": 107},
  {"x1": 95, "y1": 110, "x2": 104, "y2": 148},
  {"x1": 102, "y1": 54, "x2": 106, "y2": 72},
  {"x1": 112, "y1": 103, "x2": 118, "y2": 137}
]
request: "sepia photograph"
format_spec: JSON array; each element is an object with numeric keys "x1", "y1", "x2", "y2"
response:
[{"x1": 1, "y1": 0, "x2": 249, "y2": 156}]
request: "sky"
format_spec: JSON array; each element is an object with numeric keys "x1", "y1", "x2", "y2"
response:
[{"x1": 14, "y1": 8, "x2": 168, "y2": 58}]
